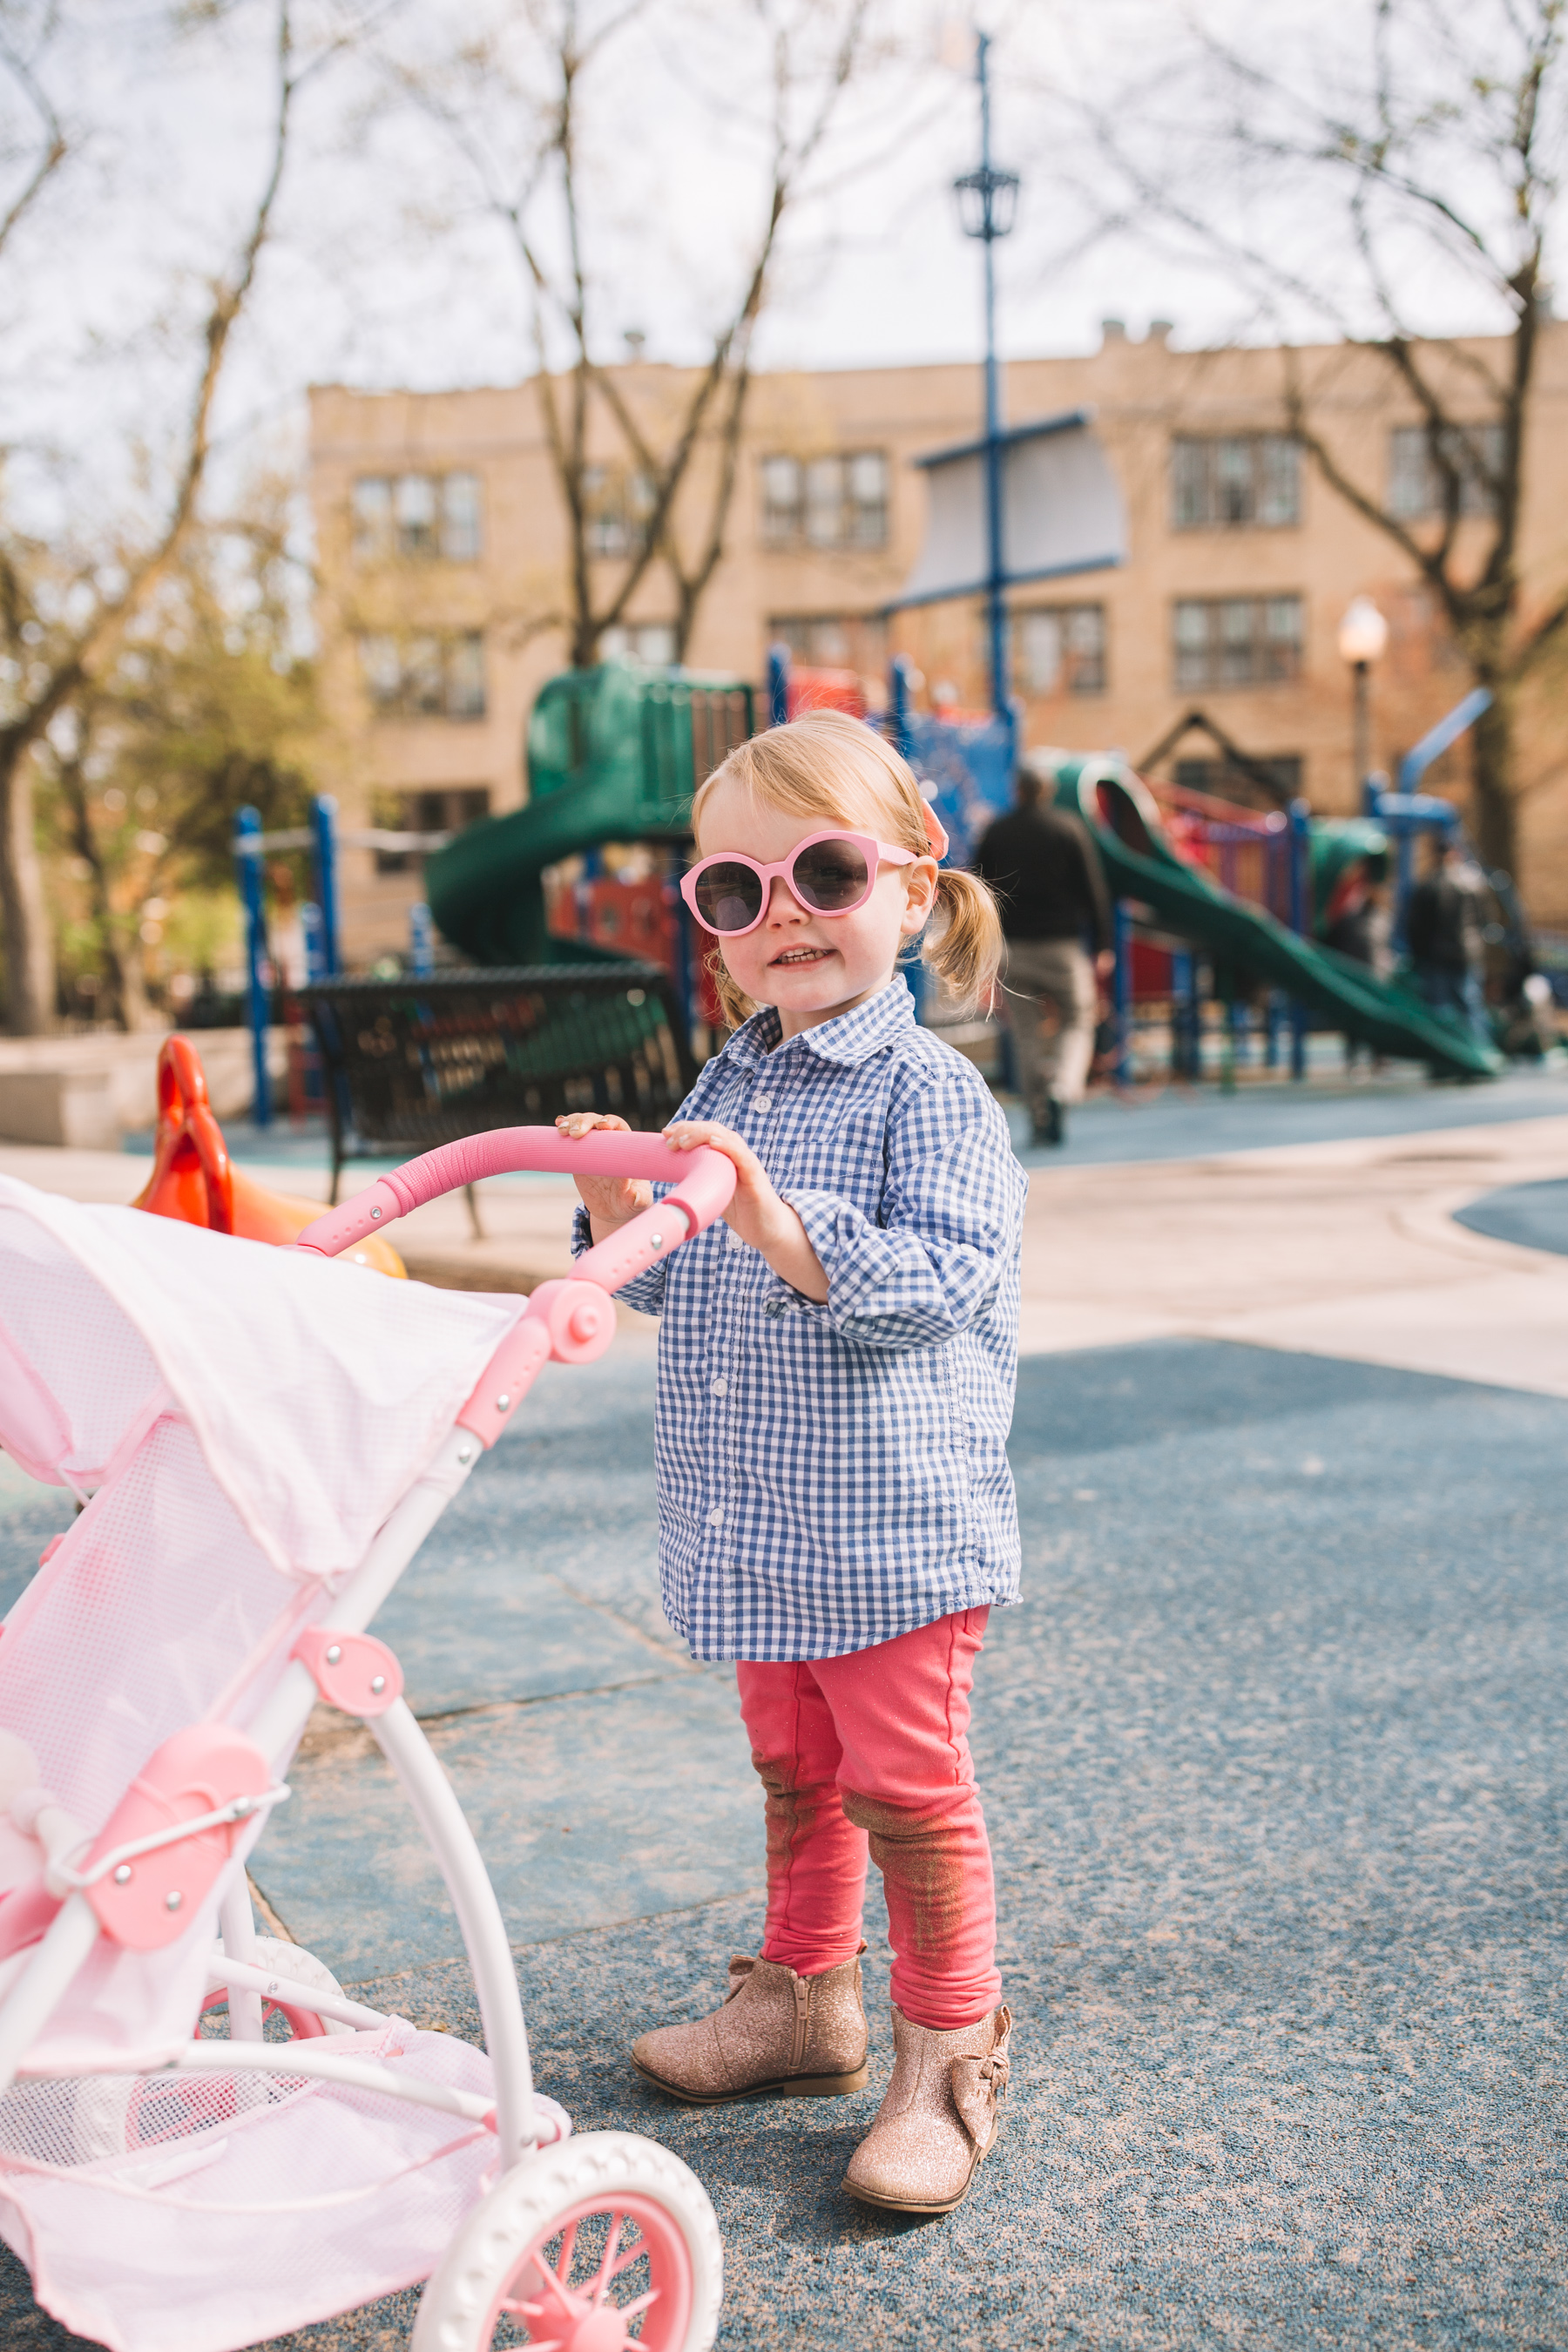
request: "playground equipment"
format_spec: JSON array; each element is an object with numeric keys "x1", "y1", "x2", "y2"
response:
[
  {"x1": 1048, "y1": 754, "x2": 1500, "y2": 1079},
  {"x1": 131, "y1": 1036, "x2": 406, "y2": 1274},
  {"x1": 0, "y1": 1126, "x2": 735, "y2": 2351},
  {"x1": 426, "y1": 668, "x2": 753, "y2": 975},
  {"x1": 233, "y1": 797, "x2": 451, "y2": 1131}
]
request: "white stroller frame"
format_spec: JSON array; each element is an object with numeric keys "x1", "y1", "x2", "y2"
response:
[{"x1": 0, "y1": 1125, "x2": 736, "y2": 2352}]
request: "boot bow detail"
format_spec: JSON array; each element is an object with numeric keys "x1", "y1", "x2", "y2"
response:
[{"x1": 950, "y1": 2051, "x2": 1005, "y2": 2145}]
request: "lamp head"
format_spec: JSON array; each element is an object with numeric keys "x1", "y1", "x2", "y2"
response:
[
  {"x1": 1338, "y1": 595, "x2": 1389, "y2": 668},
  {"x1": 954, "y1": 166, "x2": 1020, "y2": 241}
]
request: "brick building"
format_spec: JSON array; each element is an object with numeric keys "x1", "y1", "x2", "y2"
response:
[{"x1": 309, "y1": 321, "x2": 1568, "y2": 960}]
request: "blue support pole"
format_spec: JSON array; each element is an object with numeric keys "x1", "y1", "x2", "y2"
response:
[
  {"x1": 234, "y1": 806, "x2": 271, "y2": 1130},
  {"x1": 1397, "y1": 687, "x2": 1492, "y2": 794},
  {"x1": 1288, "y1": 796, "x2": 1311, "y2": 1081},
  {"x1": 310, "y1": 795, "x2": 341, "y2": 977},
  {"x1": 767, "y1": 644, "x2": 789, "y2": 729},
  {"x1": 889, "y1": 654, "x2": 915, "y2": 760},
  {"x1": 409, "y1": 901, "x2": 434, "y2": 977},
  {"x1": 1112, "y1": 899, "x2": 1132, "y2": 1085},
  {"x1": 977, "y1": 32, "x2": 1007, "y2": 719},
  {"x1": 1171, "y1": 947, "x2": 1195, "y2": 1078},
  {"x1": 301, "y1": 902, "x2": 327, "y2": 985}
]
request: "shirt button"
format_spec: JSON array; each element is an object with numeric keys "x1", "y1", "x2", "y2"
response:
[
  {"x1": 707, "y1": 1506, "x2": 724, "y2": 1528},
  {"x1": 711, "y1": 1375, "x2": 728, "y2": 1397},
  {"x1": 726, "y1": 1228, "x2": 745, "y2": 1248},
  {"x1": 753, "y1": 1093, "x2": 773, "y2": 1114}
]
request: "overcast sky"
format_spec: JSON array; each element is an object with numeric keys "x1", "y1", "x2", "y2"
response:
[{"x1": 0, "y1": 0, "x2": 1547, "y2": 537}]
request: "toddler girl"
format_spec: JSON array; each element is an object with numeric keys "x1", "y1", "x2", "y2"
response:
[{"x1": 558, "y1": 708, "x2": 1024, "y2": 2215}]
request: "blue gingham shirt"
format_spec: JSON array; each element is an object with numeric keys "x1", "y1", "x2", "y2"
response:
[{"x1": 571, "y1": 981, "x2": 1026, "y2": 1662}]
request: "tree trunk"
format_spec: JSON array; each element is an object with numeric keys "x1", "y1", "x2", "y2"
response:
[
  {"x1": 0, "y1": 743, "x2": 55, "y2": 1034},
  {"x1": 1469, "y1": 680, "x2": 1518, "y2": 879}
]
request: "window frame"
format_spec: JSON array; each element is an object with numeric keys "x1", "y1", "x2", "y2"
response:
[
  {"x1": 1387, "y1": 422, "x2": 1505, "y2": 520},
  {"x1": 351, "y1": 470, "x2": 484, "y2": 564},
  {"x1": 1171, "y1": 595, "x2": 1304, "y2": 691},
  {"x1": 1170, "y1": 434, "x2": 1301, "y2": 531},
  {"x1": 356, "y1": 631, "x2": 489, "y2": 721},
  {"x1": 1017, "y1": 601, "x2": 1108, "y2": 696},
  {"x1": 760, "y1": 449, "x2": 890, "y2": 551}
]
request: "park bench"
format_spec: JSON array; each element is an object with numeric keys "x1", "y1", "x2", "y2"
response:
[{"x1": 303, "y1": 963, "x2": 697, "y2": 1206}]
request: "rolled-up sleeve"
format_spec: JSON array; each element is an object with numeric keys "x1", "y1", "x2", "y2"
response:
[
  {"x1": 782, "y1": 1081, "x2": 1024, "y2": 1351},
  {"x1": 570, "y1": 1200, "x2": 669, "y2": 1315}
]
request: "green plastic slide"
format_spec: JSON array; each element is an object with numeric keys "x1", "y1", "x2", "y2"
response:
[
  {"x1": 1050, "y1": 754, "x2": 1499, "y2": 1078},
  {"x1": 426, "y1": 666, "x2": 754, "y2": 965}
]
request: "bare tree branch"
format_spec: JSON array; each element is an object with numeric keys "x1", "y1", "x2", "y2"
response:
[
  {"x1": 0, "y1": 0, "x2": 307, "y2": 1030},
  {"x1": 0, "y1": 7, "x2": 65, "y2": 262}
]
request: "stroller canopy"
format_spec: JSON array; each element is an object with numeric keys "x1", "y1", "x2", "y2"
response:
[{"x1": 0, "y1": 1174, "x2": 524, "y2": 1582}]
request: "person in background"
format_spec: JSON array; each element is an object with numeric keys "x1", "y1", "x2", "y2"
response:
[
  {"x1": 1406, "y1": 835, "x2": 1492, "y2": 1049},
  {"x1": 977, "y1": 764, "x2": 1113, "y2": 1146}
]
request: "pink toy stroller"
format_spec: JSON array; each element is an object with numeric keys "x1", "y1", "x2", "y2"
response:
[{"x1": 0, "y1": 1127, "x2": 735, "y2": 2352}]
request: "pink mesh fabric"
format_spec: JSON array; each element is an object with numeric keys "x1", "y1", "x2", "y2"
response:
[
  {"x1": 0, "y1": 2022, "x2": 499, "y2": 2352},
  {"x1": 0, "y1": 1205, "x2": 161, "y2": 1489},
  {"x1": 0, "y1": 1176, "x2": 551, "y2": 2344},
  {"x1": 0, "y1": 1176, "x2": 524, "y2": 1579}
]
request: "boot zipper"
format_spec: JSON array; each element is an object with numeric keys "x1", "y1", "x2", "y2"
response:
[{"x1": 790, "y1": 1975, "x2": 810, "y2": 2072}]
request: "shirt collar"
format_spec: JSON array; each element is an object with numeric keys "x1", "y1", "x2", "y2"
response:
[{"x1": 721, "y1": 978, "x2": 916, "y2": 1071}]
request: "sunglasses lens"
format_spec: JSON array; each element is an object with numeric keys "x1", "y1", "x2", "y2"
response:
[
  {"x1": 792, "y1": 838, "x2": 870, "y2": 911},
  {"x1": 693, "y1": 861, "x2": 763, "y2": 933}
]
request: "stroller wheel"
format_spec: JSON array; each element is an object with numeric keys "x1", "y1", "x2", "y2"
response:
[
  {"x1": 248, "y1": 1934, "x2": 355, "y2": 2038},
  {"x1": 411, "y1": 2128, "x2": 721, "y2": 2352},
  {"x1": 202, "y1": 1934, "x2": 355, "y2": 2039}
]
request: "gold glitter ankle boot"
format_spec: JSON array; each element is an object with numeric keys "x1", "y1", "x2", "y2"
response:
[
  {"x1": 842, "y1": 2002, "x2": 1011, "y2": 2215},
  {"x1": 631, "y1": 1950, "x2": 868, "y2": 2105}
]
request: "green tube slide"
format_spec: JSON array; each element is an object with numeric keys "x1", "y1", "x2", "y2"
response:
[
  {"x1": 426, "y1": 666, "x2": 755, "y2": 966},
  {"x1": 1050, "y1": 754, "x2": 1499, "y2": 1078}
]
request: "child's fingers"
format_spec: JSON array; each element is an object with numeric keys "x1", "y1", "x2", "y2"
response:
[
  {"x1": 556, "y1": 1112, "x2": 630, "y2": 1139},
  {"x1": 664, "y1": 1119, "x2": 740, "y2": 1159}
]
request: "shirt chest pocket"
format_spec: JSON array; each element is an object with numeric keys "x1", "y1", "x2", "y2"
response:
[{"x1": 771, "y1": 1093, "x2": 889, "y2": 1215}]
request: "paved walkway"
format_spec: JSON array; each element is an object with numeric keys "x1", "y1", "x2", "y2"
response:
[{"x1": 0, "y1": 1078, "x2": 1565, "y2": 2349}]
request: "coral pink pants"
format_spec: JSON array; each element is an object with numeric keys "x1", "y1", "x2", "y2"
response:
[{"x1": 735, "y1": 1606, "x2": 1000, "y2": 2031}]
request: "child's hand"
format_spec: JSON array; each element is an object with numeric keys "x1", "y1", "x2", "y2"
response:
[
  {"x1": 664, "y1": 1119, "x2": 828, "y2": 1301},
  {"x1": 555, "y1": 1112, "x2": 652, "y2": 1232}
]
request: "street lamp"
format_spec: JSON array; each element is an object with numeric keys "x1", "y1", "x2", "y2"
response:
[
  {"x1": 952, "y1": 31, "x2": 1019, "y2": 719},
  {"x1": 1337, "y1": 595, "x2": 1389, "y2": 790}
]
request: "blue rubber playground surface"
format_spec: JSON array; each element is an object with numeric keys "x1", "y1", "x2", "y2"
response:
[{"x1": 1, "y1": 1325, "x2": 1565, "y2": 2351}]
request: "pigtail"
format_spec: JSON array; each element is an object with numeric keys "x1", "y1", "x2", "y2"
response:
[
  {"x1": 706, "y1": 944, "x2": 755, "y2": 1033},
  {"x1": 923, "y1": 868, "x2": 1004, "y2": 1012}
]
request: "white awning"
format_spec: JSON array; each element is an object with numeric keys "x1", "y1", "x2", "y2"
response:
[{"x1": 891, "y1": 408, "x2": 1127, "y2": 611}]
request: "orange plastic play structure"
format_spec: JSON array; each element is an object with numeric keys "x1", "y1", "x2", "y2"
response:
[{"x1": 132, "y1": 1037, "x2": 407, "y2": 1278}]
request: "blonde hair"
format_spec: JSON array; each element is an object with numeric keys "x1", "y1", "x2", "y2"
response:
[{"x1": 691, "y1": 709, "x2": 1004, "y2": 1031}]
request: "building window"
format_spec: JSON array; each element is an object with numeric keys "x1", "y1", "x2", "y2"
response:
[
  {"x1": 584, "y1": 467, "x2": 657, "y2": 558},
  {"x1": 373, "y1": 786, "x2": 491, "y2": 875},
  {"x1": 352, "y1": 471, "x2": 483, "y2": 564},
  {"x1": 1171, "y1": 435, "x2": 1300, "y2": 530},
  {"x1": 1017, "y1": 604, "x2": 1106, "y2": 694},
  {"x1": 358, "y1": 632, "x2": 488, "y2": 719},
  {"x1": 600, "y1": 621, "x2": 679, "y2": 667},
  {"x1": 767, "y1": 613, "x2": 889, "y2": 671},
  {"x1": 1388, "y1": 422, "x2": 1504, "y2": 519},
  {"x1": 1173, "y1": 596, "x2": 1304, "y2": 689},
  {"x1": 760, "y1": 452, "x2": 889, "y2": 549}
]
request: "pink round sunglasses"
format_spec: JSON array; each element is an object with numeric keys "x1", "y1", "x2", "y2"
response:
[{"x1": 680, "y1": 808, "x2": 950, "y2": 939}]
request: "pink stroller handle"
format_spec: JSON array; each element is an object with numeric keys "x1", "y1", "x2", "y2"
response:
[{"x1": 294, "y1": 1126, "x2": 737, "y2": 1299}]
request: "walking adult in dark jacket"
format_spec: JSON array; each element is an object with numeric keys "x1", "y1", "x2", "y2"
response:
[
  {"x1": 1406, "y1": 839, "x2": 1491, "y2": 1048},
  {"x1": 977, "y1": 767, "x2": 1113, "y2": 1145}
]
